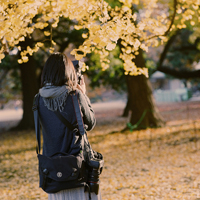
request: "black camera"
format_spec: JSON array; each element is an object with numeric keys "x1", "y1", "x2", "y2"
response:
[
  {"x1": 72, "y1": 60, "x2": 83, "y2": 84},
  {"x1": 87, "y1": 151, "x2": 104, "y2": 195}
]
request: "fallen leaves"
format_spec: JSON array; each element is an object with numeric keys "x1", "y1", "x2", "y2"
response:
[
  {"x1": 97, "y1": 129, "x2": 200, "y2": 199},
  {"x1": 1, "y1": 101, "x2": 200, "y2": 199}
]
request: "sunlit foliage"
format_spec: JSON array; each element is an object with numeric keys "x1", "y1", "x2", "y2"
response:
[{"x1": 0, "y1": 0, "x2": 199, "y2": 75}]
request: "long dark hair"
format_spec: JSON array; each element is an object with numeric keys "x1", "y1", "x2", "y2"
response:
[{"x1": 41, "y1": 52, "x2": 77, "y2": 89}]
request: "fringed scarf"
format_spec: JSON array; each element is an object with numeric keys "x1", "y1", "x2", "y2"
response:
[{"x1": 39, "y1": 84, "x2": 72, "y2": 112}]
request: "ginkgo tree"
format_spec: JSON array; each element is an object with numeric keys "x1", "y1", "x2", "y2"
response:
[{"x1": 0, "y1": 0, "x2": 199, "y2": 129}]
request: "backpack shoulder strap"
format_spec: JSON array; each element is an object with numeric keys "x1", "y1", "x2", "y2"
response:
[
  {"x1": 32, "y1": 93, "x2": 41, "y2": 154},
  {"x1": 55, "y1": 91, "x2": 85, "y2": 136},
  {"x1": 32, "y1": 91, "x2": 86, "y2": 155},
  {"x1": 54, "y1": 111, "x2": 75, "y2": 131}
]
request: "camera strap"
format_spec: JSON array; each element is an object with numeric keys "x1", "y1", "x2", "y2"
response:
[{"x1": 71, "y1": 91, "x2": 85, "y2": 136}]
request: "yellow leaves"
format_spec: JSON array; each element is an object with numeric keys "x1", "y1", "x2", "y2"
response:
[
  {"x1": 26, "y1": 46, "x2": 33, "y2": 56},
  {"x1": 18, "y1": 59, "x2": 23, "y2": 64},
  {"x1": 18, "y1": 55, "x2": 29, "y2": 64},
  {"x1": 89, "y1": 24, "x2": 100, "y2": 34},
  {"x1": 70, "y1": 49, "x2": 77, "y2": 56},
  {"x1": 75, "y1": 54, "x2": 84, "y2": 60},
  {"x1": 2, "y1": 102, "x2": 200, "y2": 199},
  {"x1": 192, "y1": 4, "x2": 199, "y2": 10},
  {"x1": 121, "y1": 41, "x2": 127, "y2": 47},
  {"x1": 17, "y1": 42, "x2": 45, "y2": 64},
  {"x1": 34, "y1": 22, "x2": 48, "y2": 29},
  {"x1": 106, "y1": 43, "x2": 116, "y2": 51},
  {"x1": 0, "y1": 0, "x2": 198, "y2": 76},
  {"x1": 82, "y1": 33, "x2": 88, "y2": 39},
  {"x1": 51, "y1": 19, "x2": 59, "y2": 28},
  {"x1": 74, "y1": 25, "x2": 83, "y2": 30},
  {"x1": 0, "y1": 53, "x2": 5, "y2": 63},
  {"x1": 140, "y1": 44, "x2": 148, "y2": 52},
  {"x1": 98, "y1": 111, "x2": 200, "y2": 198},
  {"x1": 158, "y1": 36, "x2": 168, "y2": 43},
  {"x1": 101, "y1": 62, "x2": 109, "y2": 71},
  {"x1": 133, "y1": 39, "x2": 141, "y2": 49},
  {"x1": 49, "y1": 47, "x2": 54, "y2": 54},
  {"x1": 26, "y1": 27, "x2": 34, "y2": 34},
  {"x1": 93, "y1": 36, "x2": 101, "y2": 44},
  {"x1": 144, "y1": 10, "x2": 152, "y2": 18},
  {"x1": 121, "y1": 5, "x2": 131, "y2": 13},
  {"x1": 44, "y1": 31, "x2": 51, "y2": 36},
  {"x1": 22, "y1": 56, "x2": 29, "y2": 63},
  {"x1": 51, "y1": 1, "x2": 57, "y2": 7},
  {"x1": 119, "y1": 50, "x2": 148, "y2": 76},
  {"x1": 177, "y1": 9, "x2": 182, "y2": 14},
  {"x1": 119, "y1": 0, "x2": 139, "y2": 7},
  {"x1": 81, "y1": 62, "x2": 89, "y2": 72},
  {"x1": 51, "y1": 40, "x2": 56, "y2": 46},
  {"x1": 124, "y1": 63, "x2": 148, "y2": 77},
  {"x1": 0, "y1": 130, "x2": 48, "y2": 200},
  {"x1": 125, "y1": 46, "x2": 132, "y2": 54},
  {"x1": 138, "y1": 22, "x2": 145, "y2": 31},
  {"x1": 177, "y1": 24, "x2": 187, "y2": 29},
  {"x1": 18, "y1": 36, "x2": 25, "y2": 42},
  {"x1": 124, "y1": 61, "x2": 137, "y2": 75},
  {"x1": 71, "y1": 48, "x2": 86, "y2": 61},
  {"x1": 36, "y1": 42, "x2": 44, "y2": 47}
]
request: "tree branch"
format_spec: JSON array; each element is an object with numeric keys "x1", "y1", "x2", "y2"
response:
[
  {"x1": 170, "y1": 45, "x2": 198, "y2": 52},
  {"x1": 157, "y1": 65, "x2": 200, "y2": 79},
  {"x1": 157, "y1": 30, "x2": 180, "y2": 68},
  {"x1": 144, "y1": 0, "x2": 177, "y2": 41},
  {"x1": 59, "y1": 40, "x2": 70, "y2": 52},
  {"x1": 155, "y1": 29, "x2": 200, "y2": 79},
  {"x1": 164, "y1": 0, "x2": 177, "y2": 36}
]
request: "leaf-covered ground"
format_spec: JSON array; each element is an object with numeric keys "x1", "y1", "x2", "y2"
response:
[{"x1": 1, "y1": 101, "x2": 200, "y2": 199}]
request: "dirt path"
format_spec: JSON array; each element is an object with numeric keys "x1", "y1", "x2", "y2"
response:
[
  {"x1": 0, "y1": 100, "x2": 126, "y2": 133},
  {"x1": 0, "y1": 109, "x2": 23, "y2": 133},
  {"x1": 1, "y1": 99, "x2": 200, "y2": 134}
]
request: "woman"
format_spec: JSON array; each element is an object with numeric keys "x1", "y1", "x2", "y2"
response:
[{"x1": 38, "y1": 52, "x2": 102, "y2": 200}]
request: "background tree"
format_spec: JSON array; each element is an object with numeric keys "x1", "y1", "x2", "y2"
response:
[
  {"x1": 0, "y1": 0, "x2": 199, "y2": 130},
  {"x1": 0, "y1": 16, "x2": 84, "y2": 129},
  {"x1": 157, "y1": 30, "x2": 200, "y2": 79},
  {"x1": 0, "y1": 55, "x2": 20, "y2": 104}
]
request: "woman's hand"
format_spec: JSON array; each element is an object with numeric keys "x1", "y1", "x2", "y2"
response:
[{"x1": 77, "y1": 76, "x2": 86, "y2": 94}]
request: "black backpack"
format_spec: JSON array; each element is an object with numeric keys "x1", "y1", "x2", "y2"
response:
[{"x1": 32, "y1": 91, "x2": 104, "y2": 199}]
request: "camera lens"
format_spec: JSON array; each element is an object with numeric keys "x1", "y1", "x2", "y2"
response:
[
  {"x1": 86, "y1": 150, "x2": 104, "y2": 195},
  {"x1": 88, "y1": 168, "x2": 100, "y2": 195}
]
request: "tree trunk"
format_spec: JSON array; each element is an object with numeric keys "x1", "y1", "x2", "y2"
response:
[
  {"x1": 125, "y1": 49, "x2": 165, "y2": 130},
  {"x1": 13, "y1": 38, "x2": 38, "y2": 130},
  {"x1": 122, "y1": 95, "x2": 131, "y2": 117}
]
